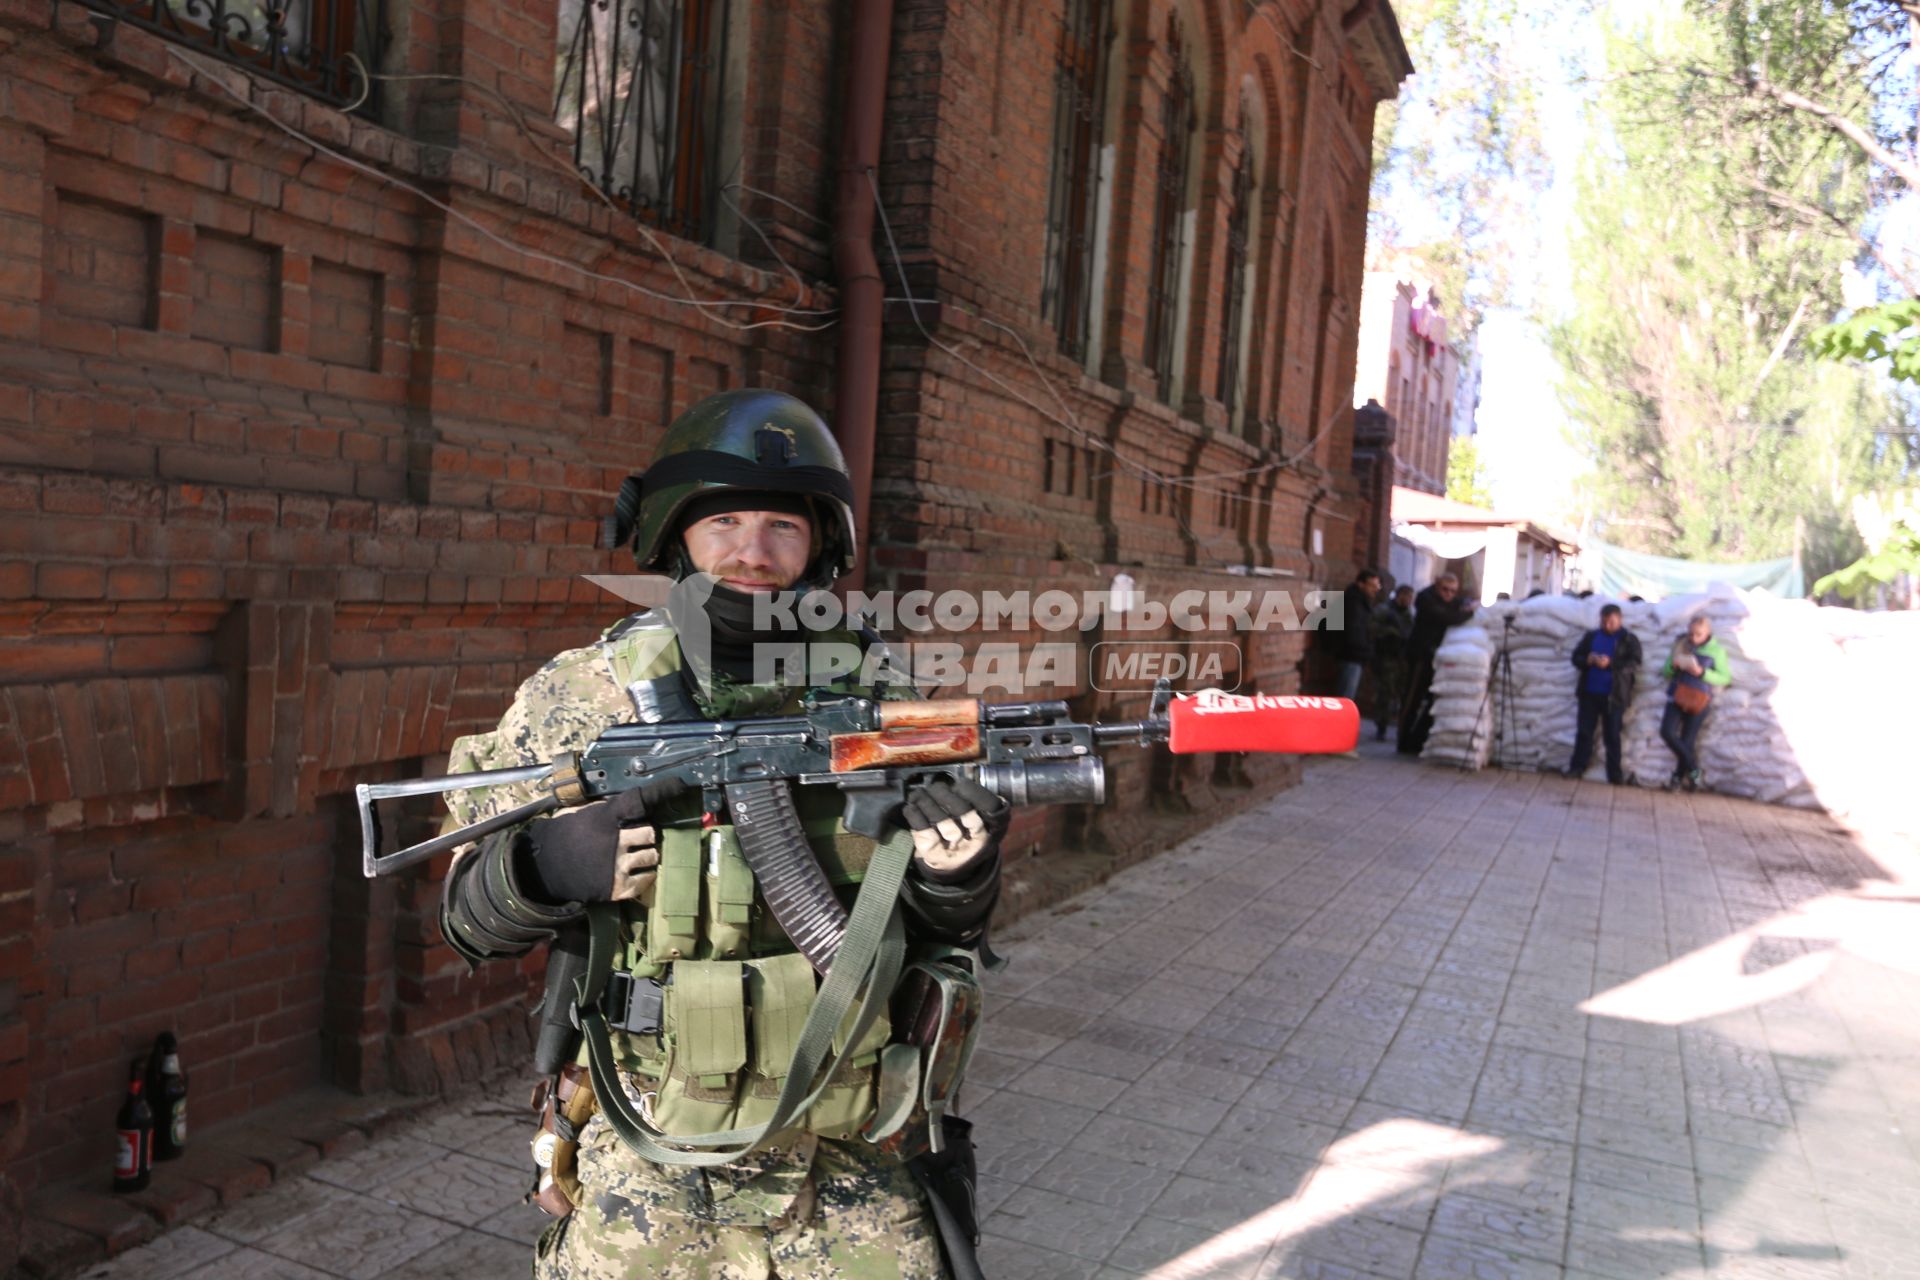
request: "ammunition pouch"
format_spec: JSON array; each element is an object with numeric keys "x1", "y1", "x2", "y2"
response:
[
  {"x1": 624, "y1": 952, "x2": 894, "y2": 1144},
  {"x1": 642, "y1": 827, "x2": 703, "y2": 964}
]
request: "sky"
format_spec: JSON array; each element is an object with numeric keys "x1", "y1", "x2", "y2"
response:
[
  {"x1": 1379, "y1": 5, "x2": 1597, "y2": 534},
  {"x1": 1471, "y1": 49, "x2": 1591, "y2": 533},
  {"x1": 1473, "y1": 311, "x2": 1587, "y2": 529}
]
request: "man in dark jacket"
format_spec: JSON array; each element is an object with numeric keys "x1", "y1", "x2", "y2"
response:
[
  {"x1": 1397, "y1": 573, "x2": 1478, "y2": 755},
  {"x1": 1565, "y1": 603, "x2": 1642, "y2": 785},
  {"x1": 1334, "y1": 569, "x2": 1382, "y2": 700},
  {"x1": 1370, "y1": 584, "x2": 1415, "y2": 741}
]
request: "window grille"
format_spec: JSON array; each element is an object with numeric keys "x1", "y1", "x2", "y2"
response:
[
  {"x1": 74, "y1": 0, "x2": 385, "y2": 111},
  {"x1": 1040, "y1": 0, "x2": 1115, "y2": 360},
  {"x1": 1143, "y1": 14, "x2": 1195, "y2": 400},
  {"x1": 555, "y1": 0, "x2": 731, "y2": 243},
  {"x1": 1217, "y1": 120, "x2": 1254, "y2": 420}
]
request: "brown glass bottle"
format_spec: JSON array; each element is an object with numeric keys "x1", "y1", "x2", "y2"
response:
[{"x1": 112, "y1": 1061, "x2": 153, "y2": 1193}]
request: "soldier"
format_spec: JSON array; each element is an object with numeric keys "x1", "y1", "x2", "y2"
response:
[
  {"x1": 436, "y1": 390, "x2": 1003, "y2": 1279},
  {"x1": 1369, "y1": 583, "x2": 1415, "y2": 741}
]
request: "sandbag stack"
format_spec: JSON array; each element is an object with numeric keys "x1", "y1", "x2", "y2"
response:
[
  {"x1": 1413, "y1": 585, "x2": 1920, "y2": 818},
  {"x1": 1421, "y1": 626, "x2": 1495, "y2": 768}
]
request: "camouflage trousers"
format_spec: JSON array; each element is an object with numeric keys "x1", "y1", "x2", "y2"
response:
[{"x1": 533, "y1": 1115, "x2": 947, "y2": 1280}]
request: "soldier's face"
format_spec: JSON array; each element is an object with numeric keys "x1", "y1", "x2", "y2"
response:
[{"x1": 682, "y1": 509, "x2": 814, "y2": 592}]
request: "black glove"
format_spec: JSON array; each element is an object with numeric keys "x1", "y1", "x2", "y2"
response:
[
  {"x1": 902, "y1": 777, "x2": 1009, "y2": 884},
  {"x1": 515, "y1": 777, "x2": 690, "y2": 906}
]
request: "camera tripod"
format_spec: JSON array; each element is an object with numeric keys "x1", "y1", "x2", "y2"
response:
[{"x1": 1464, "y1": 613, "x2": 1520, "y2": 771}]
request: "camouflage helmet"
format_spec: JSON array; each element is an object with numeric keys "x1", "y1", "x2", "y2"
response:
[{"x1": 604, "y1": 389, "x2": 858, "y2": 582}]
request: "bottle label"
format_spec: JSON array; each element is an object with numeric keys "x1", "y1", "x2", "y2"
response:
[
  {"x1": 161, "y1": 1055, "x2": 181, "y2": 1074},
  {"x1": 114, "y1": 1131, "x2": 136, "y2": 1179},
  {"x1": 171, "y1": 1100, "x2": 187, "y2": 1147}
]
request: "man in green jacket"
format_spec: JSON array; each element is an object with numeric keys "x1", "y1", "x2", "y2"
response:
[{"x1": 1659, "y1": 613, "x2": 1733, "y2": 792}]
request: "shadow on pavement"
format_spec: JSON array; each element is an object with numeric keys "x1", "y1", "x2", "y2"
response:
[{"x1": 970, "y1": 752, "x2": 1920, "y2": 1279}]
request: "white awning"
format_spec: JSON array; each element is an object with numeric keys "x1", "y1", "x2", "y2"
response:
[{"x1": 1392, "y1": 522, "x2": 1493, "y2": 560}]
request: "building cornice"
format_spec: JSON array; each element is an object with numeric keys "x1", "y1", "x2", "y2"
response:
[{"x1": 1342, "y1": 0, "x2": 1415, "y2": 101}]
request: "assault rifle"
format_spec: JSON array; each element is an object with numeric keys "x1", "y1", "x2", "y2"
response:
[{"x1": 357, "y1": 680, "x2": 1357, "y2": 971}]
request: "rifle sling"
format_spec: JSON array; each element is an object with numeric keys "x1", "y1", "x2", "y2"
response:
[{"x1": 577, "y1": 823, "x2": 914, "y2": 1166}]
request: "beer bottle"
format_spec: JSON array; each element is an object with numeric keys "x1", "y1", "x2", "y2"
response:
[
  {"x1": 148, "y1": 1031, "x2": 188, "y2": 1160},
  {"x1": 112, "y1": 1061, "x2": 153, "y2": 1193}
]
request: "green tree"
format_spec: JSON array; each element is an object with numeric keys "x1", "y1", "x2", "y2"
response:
[
  {"x1": 1617, "y1": 1, "x2": 1919, "y2": 382},
  {"x1": 1447, "y1": 437, "x2": 1494, "y2": 508},
  {"x1": 1552, "y1": 14, "x2": 1913, "y2": 585},
  {"x1": 1814, "y1": 522, "x2": 1920, "y2": 605},
  {"x1": 1368, "y1": 0, "x2": 1554, "y2": 329}
]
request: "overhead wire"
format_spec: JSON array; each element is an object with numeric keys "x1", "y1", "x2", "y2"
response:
[
  {"x1": 185, "y1": 52, "x2": 1357, "y2": 559},
  {"x1": 1242, "y1": 0, "x2": 1322, "y2": 71},
  {"x1": 208, "y1": 53, "x2": 840, "y2": 331},
  {"x1": 864, "y1": 168, "x2": 1254, "y2": 566},
  {"x1": 865, "y1": 168, "x2": 1351, "y2": 537}
]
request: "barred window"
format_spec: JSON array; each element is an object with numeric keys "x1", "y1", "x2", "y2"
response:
[
  {"x1": 74, "y1": 0, "x2": 384, "y2": 110},
  {"x1": 555, "y1": 0, "x2": 732, "y2": 244},
  {"x1": 1040, "y1": 0, "x2": 1116, "y2": 361},
  {"x1": 1217, "y1": 114, "x2": 1255, "y2": 424},
  {"x1": 1143, "y1": 14, "x2": 1195, "y2": 401}
]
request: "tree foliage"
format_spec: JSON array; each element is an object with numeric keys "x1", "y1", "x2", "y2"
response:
[
  {"x1": 1810, "y1": 299, "x2": 1920, "y2": 384},
  {"x1": 1551, "y1": 13, "x2": 1914, "y2": 586},
  {"x1": 1813, "y1": 522, "x2": 1920, "y2": 604},
  {"x1": 1446, "y1": 436, "x2": 1493, "y2": 509},
  {"x1": 1619, "y1": 1, "x2": 1919, "y2": 385},
  {"x1": 1368, "y1": 0, "x2": 1554, "y2": 330}
]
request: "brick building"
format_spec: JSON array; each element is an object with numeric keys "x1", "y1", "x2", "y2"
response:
[
  {"x1": 0, "y1": 0, "x2": 1407, "y2": 1258},
  {"x1": 1352, "y1": 259, "x2": 1465, "y2": 497}
]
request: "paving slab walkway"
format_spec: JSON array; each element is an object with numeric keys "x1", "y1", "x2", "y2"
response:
[{"x1": 79, "y1": 750, "x2": 1920, "y2": 1279}]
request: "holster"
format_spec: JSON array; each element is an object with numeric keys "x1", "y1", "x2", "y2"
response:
[
  {"x1": 908, "y1": 1115, "x2": 984, "y2": 1280},
  {"x1": 529, "y1": 1064, "x2": 597, "y2": 1218},
  {"x1": 534, "y1": 926, "x2": 589, "y2": 1078}
]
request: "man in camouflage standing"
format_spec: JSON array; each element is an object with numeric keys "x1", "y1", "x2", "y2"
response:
[
  {"x1": 1369, "y1": 583, "x2": 1414, "y2": 741},
  {"x1": 436, "y1": 390, "x2": 1003, "y2": 1279}
]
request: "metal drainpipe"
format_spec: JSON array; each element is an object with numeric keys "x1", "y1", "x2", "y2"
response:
[{"x1": 831, "y1": 0, "x2": 894, "y2": 596}]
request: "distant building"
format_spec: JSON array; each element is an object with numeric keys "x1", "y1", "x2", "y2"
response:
[
  {"x1": 1352, "y1": 264, "x2": 1463, "y2": 494},
  {"x1": 1453, "y1": 343, "x2": 1483, "y2": 439},
  {"x1": 1389, "y1": 486, "x2": 1577, "y2": 604}
]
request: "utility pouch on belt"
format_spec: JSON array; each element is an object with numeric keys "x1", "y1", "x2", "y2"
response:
[
  {"x1": 865, "y1": 954, "x2": 983, "y2": 1160},
  {"x1": 529, "y1": 1064, "x2": 596, "y2": 1218}
]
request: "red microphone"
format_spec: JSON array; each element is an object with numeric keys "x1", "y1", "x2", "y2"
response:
[{"x1": 1166, "y1": 690, "x2": 1360, "y2": 755}]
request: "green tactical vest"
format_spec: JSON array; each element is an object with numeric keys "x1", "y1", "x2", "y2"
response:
[{"x1": 589, "y1": 611, "x2": 916, "y2": 1143}]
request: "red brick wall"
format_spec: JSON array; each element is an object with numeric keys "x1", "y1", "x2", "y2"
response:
[
  {"x1": 0, "y1": 0, "x2": 1402, "y2": 1254},
  {"x1": 865, "y1": 0, "x2": 1390, "y2": 708}
]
